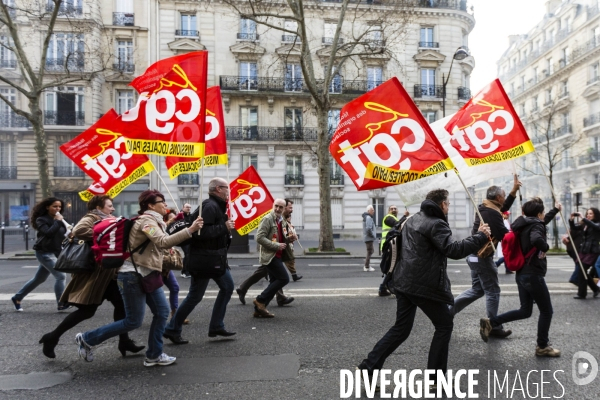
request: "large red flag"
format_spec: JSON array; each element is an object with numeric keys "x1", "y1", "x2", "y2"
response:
[
  {"x1": 164, "y1": 86, "x2": 227, "y2": 178},
  {"x1": 229, "y1": 166, "x2": 274, "y2": 235},
  {"x1": 59, "y1": 110, "x2": 154, "y2": 201},
  {"x1": 329, "y1": 77, "x2": 453, "y2": 190},
  {"x1": 445, "y1": 79, "x2": 534, "y2": 166},
  {"x1": 120, "y1": 51, "x2": 208, "y2": 158}
]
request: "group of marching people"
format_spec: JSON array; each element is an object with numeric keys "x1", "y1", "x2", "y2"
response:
[{"x1": 10, "y1": 177, "x2": 301, "y2": 367}]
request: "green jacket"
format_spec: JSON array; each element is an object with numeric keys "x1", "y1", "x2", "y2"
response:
[{"x1": 256, "y1": 210, "x2": 293, "y2": 265}]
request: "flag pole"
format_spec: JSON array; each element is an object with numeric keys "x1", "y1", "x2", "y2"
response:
[
  {"x1": 533, "y1": 150, "x2": 588, "y2": 279},
  {"x1": 150, "y1": 162, "x2": 180, "y2": 213},
  {"x1": 198, "y1": 158, "x2": 205, "y2": 215},
  {"x1": 454, "y1": 168, "x2": 496, "y2": 252},
  {"x1": 511, "y1": 160, "x2": 523, "y2": 207}
]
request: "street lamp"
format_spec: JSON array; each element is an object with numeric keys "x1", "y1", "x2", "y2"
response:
[{"x1": 442, "y1": 47, "x2": 469, "y2": 117}]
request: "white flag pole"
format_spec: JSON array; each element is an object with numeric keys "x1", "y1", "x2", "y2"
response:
[{"x1": 150, "y1": 162, "x2": 180, "y2": 213}]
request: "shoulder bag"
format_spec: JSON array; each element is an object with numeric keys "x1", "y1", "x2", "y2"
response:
[{"x1": 54, "y1": 237, "x2": 96, "y2": 274}]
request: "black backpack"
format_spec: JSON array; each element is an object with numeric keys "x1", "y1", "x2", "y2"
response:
[{"x1": 379, "y1": 216, "x2": 411, "y2": 278}]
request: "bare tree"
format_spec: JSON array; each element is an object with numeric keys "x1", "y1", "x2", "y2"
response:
[
  {"x1": 0, "y1": 0, "x2": 111, "y2": 197},
  {"x1": 221, "y1": 0, "x2": 414, "y2": 251}
]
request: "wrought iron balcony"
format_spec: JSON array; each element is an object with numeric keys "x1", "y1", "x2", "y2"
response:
[
  {"x1": 46, "y1": 2, "x2": 82, "y2": 16},
  {"x1": 584, "y1": 112, "x2": 600, "y2": 128},
  {"x1": 0, "y1": 166, "x2": 17, "y2": 179},
  {"x1": 113, "y1": 12, "x2": 134, "y2": 26},
  {"x1": 220, "y1": 75, "x2": 376, "y2": 95},
  {"x1": 413, "y1": 84, "x2": 444, "y2": 98},
  {"x1": 282, "y1": 35, "x2": 301, "y2": 43},
  {"x1": 418, "y1": 41, "x2": 439, "y2": 48},
  {"x1": 322, "y1": 37, "x2": 344, "y2": 45},
  {"x1": 237, "y1": 32, "x2": 259, "y2": 41},
  {"x1": 367, "y1": 40, "x2": 386, "y2": 48},
  {"x1": 285, "y1": 174, "x2": 304, "y2": 186},
  {"x1": 45, "y1": 56, "x2": 84, "y2": 72},
  {"x1": 0, "y1": 112, "x2": 31, "y2": 128},
  {"x1": 178, "y1": 174, "x2": 199, "y2": 186},
  {"x1": 418, "y1": 0, "x2": 468, "y2": 11},
  {"x1": 0, "y1": 59, "x2": 16, "y2": 68},
  {"x1": 113, "y1": 61, "x2": 135, "y2": 73},
  {"x1": 458, "y1": 86, "x2": 471, "y2": 100},
  {"x1": 330, "y1": 174, "x2": 344, "y2": 186},
  {"x1": 54, "y1": 166, "x2": 85, "y2": 177},
  {"x1": 226, "y1": 126, "x2": 318, "y2": 142},
  {"x1": 175, "y1": 30, "x2": 199, "y2": 37},
  {"x1": 44, "y1": 111, "x2": 85, "y2": 126},
  {"x1": 579, "y1": 150, "x2": 600, "y2": 166}
]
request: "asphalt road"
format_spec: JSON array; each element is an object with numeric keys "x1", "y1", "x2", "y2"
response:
[{"x1": 1, "y1": 256, "x2": 600, "y2": 399}]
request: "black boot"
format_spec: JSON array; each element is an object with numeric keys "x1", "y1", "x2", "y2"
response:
[
  {"x1": 292, "y1": 274, "x2": 303, "y2": 281},
  {"x1": 118, "y1": 338, "x2": 145, "y2": 357},
  {"x1": 39, "y1": 333, "x2": 59, "y2": 359}
]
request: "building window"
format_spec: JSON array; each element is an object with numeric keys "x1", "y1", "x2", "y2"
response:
[
  {"x1": 419, "y1": 26, "x2": 434, "y2": 47},
  {"x1": 240, "y1": 106, "x2": 258, "y2": 139},
  {"x1": 419, "y1": 68, "x2": 436, "y2": 97},
  {"x1": 372, "y1": 198, "x2": 385, "y2": 227},
  {"x1": 533, "y1": 67, "x2": 538, "y2": 83},
  {"x1": 282, "y1": 20, "x2": 299, "y2": 42},
  {"x1": 328, "y1": 109, "x2": 340, "y2": 136},
  {"x1": 116, "y1": 90, "x2": 134, "y2": 114},
  {"x1": 239, "y1": 18, "x2": 257, "y2": 41},
  {"x1": 114, "y1": 0, "x2": 134, "y2": 26},
  {"x1": 591, "y1": 63, "x2": 600, "y2": 84},
  {"x1": 0, "y1": 141, "x2": 16, "y2": 166},
  {"x1": 545, "y1": 88, "x2": 552, "y2": 105},
  {"x1": 561, "y1": 80, "x2": 568, "y2": 97},
  {"x1": 284, "y1": 108, "x2": 303, "y2": 138},
  {"x1": 241, "y1": 154, "x2": 258, "y2": 171},
  {"x1": 54, "y1": 139, "x2": 83, "y2": 177},
  {"x1": 239, "y1": 62, "x2": 257, "y2": 91},
  {"x1": 46, "y1": 33, "x2": 84, "y2": 71},
  {"x1": 330, "y1": 157, "x2": 344, "y2": 186},
  {"x1": 0, "y1": 88, "x2": 16, "y2": 127},
  {"x1": 325, "y1": 66, "x2": 342, "y2": 94},
  {"x1": 531, "y1": 96, "x2": 538, "y2": 111},
  {"x1": 561, "y1": 47, "x2": 570, "y2": 66},
  {"x1": 323, "y1": 22, "x2": 336, "y2": 44},
  {"x1": 367, "y1": 66, "x2": 382, "y2": 91},
  {"x1": 422, "y1": 111, "x2": 437, "y2": 123},
  {"x1": 115, "y1": 40, "x2": 133, "y2": 72},
  {"x1": 285, "y1": 155, "x2": 303, "y2": 185},
  {"x1": 45, "y1": 87, "x2": 84, "y2": 125},
  {"x1": 0, "y1": 35, "x2": 15, "y2": 68},
  {"x1": 179, "y1": 14, "x2": 198, "y2": 36},
  {"x1": 546, "y1": 58, "x2": 553, "y2": 75},
  {"x1": 331, "y1": 198, "x2": 343, "y2": 229},
  {"x1": 285, "y1": 63, "x2": 303, "y2": 92}
]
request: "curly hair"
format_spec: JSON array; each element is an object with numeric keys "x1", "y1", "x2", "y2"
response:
[
  {"x1": 87, "y1": 195, "x2": 113, "y2": 211},
  {"x1": 137, "y1": 190, "x2": 165, "y2": 215},
  {"x1": 30, "y1": 197, "x2": 64, "y2": 229}
]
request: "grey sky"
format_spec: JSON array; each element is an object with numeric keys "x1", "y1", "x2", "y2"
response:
[{"x1": 469, "y1": 0, "x2": 548, "y2": 94}]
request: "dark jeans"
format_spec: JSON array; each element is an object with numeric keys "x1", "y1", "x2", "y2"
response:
[
  {"x1": 162, "y1": 271, "x2": 180, "y2": 311},
  {"x1": 165, "y1": 269, "x2": 234, "y2": 334},
  {"x1": 359, "y1": 293, "x2": 453, "y2": 376},
  {"x1": 239, "y1": 264, "x2": 286, "y2": 302},
  {"x1": 44, "y1": 280, "x2": 129, "y2": 344},
  {"x1": 490, "y1": 274, "x2": 553, "y2": 348},
  {"x1": 577, "y1": 264, "x2": 599, "y2": 298},
  {"x1": 256, "y1": 257, "x2": 290, "y2": 306}
]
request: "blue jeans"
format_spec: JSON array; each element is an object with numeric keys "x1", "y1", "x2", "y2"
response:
[
  {"x1": 451, "y1": 255, "x2": 504, "y2": 330},
  {"x1": 165, "y1": 269, "x2": 234, "y2": 335},
  {"x1": 14, "y1": 251, "x2": 66, "y2": 305},
  {"x1": 490, "y1": 274, "x2": 553, "y2": 348},
  {"x1": 163, "y1": 271, "x2": 180, "y2": 311},
  {"x1": 256, "y1": 257, "x2": 290, "y2": 306},
  {"x1": 83, "y1": 272, "x2": 170, "y2": 359}
]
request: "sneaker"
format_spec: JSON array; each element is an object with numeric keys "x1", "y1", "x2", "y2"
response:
[
  {"x1": 144, "y1": 352, "x2": 177, "y2": 367},
  {"x1": 479, "y1": 318, "x2": 492, "y2": 342},
  {"x1": 536, "y1": 345, "x2": 561, "y2": 357},
  {"x1": 57, "y1": 304, "x2": 72, "y2": 312},
  {"x1": 75, "y1": 333, "x2": 94, "y2": 362},
  {"x1": 364, "y1": 266, "x2": 375, "y2": 272},
  {"x1": 180, "y1": 272, "x2": 190, "y2": 279},
  {"x1": 11, "y1": 297, "x2": 22, "y2": 312}
]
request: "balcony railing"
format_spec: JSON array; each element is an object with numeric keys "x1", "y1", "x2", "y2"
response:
[
  {"x1": 113, "y1": 12, "x2": 134, "y2": 26},
  {"x1": 330, "y1": 174, "x2": 344, "y2": 186},
  {"x1": 237, "y1": 32, "x2": 259, "y2": 41},
  {"x1": 219, "y1": 75, "x2": 378, "y2": 95},
  {"x1": 579, "y1": 151, "x2": 600, "y2": 166},
  {"x1": 44, "y1": 111, "x2": 85, "y2": 126},
  {"x1": 178, "y1": 174, "x2": 199, "y2": 186},
  {"x1": 0, "y1": 112, "x2": 31, "y2": 128},
  {"x1": 54, "y1": 166, "x2": 85, "y2": 177},
  {"x1": 0, "y1": 166, "x2": 17, "y2": 179},
  {"x1": 417, "y1": 0, "x2": 468, "y2": 11},
  {"x1": 226, "y1": 126, "x2": 318, "y2": 142},
  {"x1": 413, "y1": 84, "x2": 444, "y2": 98},
  {"x1": 584, "y1": 112, "x2": 600, "y2": 128},
  {"x1": 285, "y1": 174, "x2": 304, "y2": 186},
  {"x1": 175, "y1": 30, "x2": 199, "y2": 37},
  {"x1": 322, "y1": 37, "x2": 344, "y2": 45},
  {"x1": 113, "y1": 61, "x2": 135, "y2": 73},
  {"x1": 418, "y1": 41, "x2": 439, "y2": 48},
  {"x1": 282, "y1": 35, "x2": 301, "y2": 43},
  {"x1": 457, "y1": 86, "x2": 471, "y2": 100},
  {"x1": 46, "y1": 2, "x2": 82, "y2": 16},
  {"x1": 45, "y1": 56, "x2": 84, "y2": 72},
  {"x1": 0, "y1": 59, "x2": 17, "y2": 69}
]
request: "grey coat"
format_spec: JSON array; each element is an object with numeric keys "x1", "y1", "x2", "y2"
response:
[{"x1": 362, "y1": 212, "x2": 376, "y2": 242}]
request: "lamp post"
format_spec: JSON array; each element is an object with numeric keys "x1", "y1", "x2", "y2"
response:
[{"x1": 442, "y1": 47, "x2": 469, "y2": 117}]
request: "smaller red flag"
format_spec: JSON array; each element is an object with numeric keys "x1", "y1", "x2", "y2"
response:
[{"x1": 229, "y1": 166, "x2": 274, "y2": 235}]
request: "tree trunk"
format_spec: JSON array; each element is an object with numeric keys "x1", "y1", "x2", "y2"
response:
[
  {"x1": 549, "y1": 172, "x2": 559, "y2": 249},
  {"x1": 30, "y1": 98, "x2": 51, "y2": 198},
  {"x1": 316, "y1": 106, "x2": 335, "y2": 251}
]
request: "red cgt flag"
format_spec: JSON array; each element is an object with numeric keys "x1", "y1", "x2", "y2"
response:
[
  {"x1": 121, "y1": 51, "x2": 208, "y2": 158},
  {"x1": 229, "y1": 166, "x2": 274, "y2": 236},
  {"x1": 329, "y1": 77, "x2": 453, "y2": 190},
  {"x1": 59, "y1": 109, "x2": 154, "y2": 201},
  {"x1": 164, "y1": 86, "x2": 228, "y2": 179},
  {"x1": 445, "y1": 79, "x2": 534, "y2": 166}
]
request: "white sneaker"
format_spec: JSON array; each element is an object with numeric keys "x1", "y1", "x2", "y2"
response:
[
  {"x1": 75, "y1": 333, "x2": 94, "y2": 362},
  {"x1": 365, "y1": 266, "x2": 375, "y2": 272},
  {"x1": 144, "y1": 352, "x2": 176, "y2": 367}
]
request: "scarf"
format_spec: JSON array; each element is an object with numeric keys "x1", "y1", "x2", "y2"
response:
[
  {"x1": 90, "y1": 209, "x2": 111, "y2": 220},
  {"x1": 482, "y1": 199, "x2": 502, "y2": 215},
  {"x1": 144, "y1": 210, "x2": 167, "y2": 231}
]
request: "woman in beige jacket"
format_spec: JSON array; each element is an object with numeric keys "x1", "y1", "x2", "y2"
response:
[
  {"x1": 39, "y1": 195, "x2": 144, "y2": 359},
  {"x1": 75, "y1": 190, "x2": 203, "y2": 367}
]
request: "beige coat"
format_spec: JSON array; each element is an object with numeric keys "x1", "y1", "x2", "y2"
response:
[
  {"x1": 60, "y1": 213, "x2": 117, "y2": 305},
  {"x1": 127, "y1": 214, "x2": 191, "y2": 271}
]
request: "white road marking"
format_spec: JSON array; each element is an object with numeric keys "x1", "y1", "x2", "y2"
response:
[{"x1": 21, "y1": 266, "x2": 39, "y2": 269}]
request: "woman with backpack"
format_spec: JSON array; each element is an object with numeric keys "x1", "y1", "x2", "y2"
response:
[
  {"x1": 75, "y1": 190, "x2": 203, "y2": 367},
  {"x1": 39, "y1": 195, "x2": 145, "y2": 359},
  {"x1": 11, "y1": 197, "x2": 70, "y2": 312},
  {"x1": 569, "y1": 207, "x2": 600, "y2": 299},
  {"x1": 480, "y1": 198, "x2": 561, "y2": 357}
]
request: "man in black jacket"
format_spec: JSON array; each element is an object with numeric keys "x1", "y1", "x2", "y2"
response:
[
  {"x1": 164, "y1": 178, "x2": 236, "y2": 344},
  {"x1": 358, "y1": 189, "x2": 490, "y2": 383},
  {"x1": 450, "y1": 175, "x2": 521, "y2": 338}
]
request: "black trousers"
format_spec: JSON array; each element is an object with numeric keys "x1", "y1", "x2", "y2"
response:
[
  {"x1": 239, "y1": 264, "x2": 286, "y2": 303},
  {"x1": 578, "y1": 263, "x2": 599, "y2": 298}
]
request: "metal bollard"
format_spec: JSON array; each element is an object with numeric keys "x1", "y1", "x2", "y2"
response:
[
  {"x1": 25, "y1": 224, "x2": 29, "y2": 251},
  {"x1": 1, "y1": 222, "x2": 4, "y2": 255}
]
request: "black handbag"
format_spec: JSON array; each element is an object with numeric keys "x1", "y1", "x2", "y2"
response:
[{"x1": 54, "y1": 237, "x2": 96, "y2": 274}]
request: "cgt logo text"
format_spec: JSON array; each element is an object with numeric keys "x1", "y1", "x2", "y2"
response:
[{"x1": 340, "y1": 368, "x2": 568, "y2": 399}]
